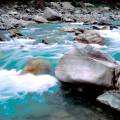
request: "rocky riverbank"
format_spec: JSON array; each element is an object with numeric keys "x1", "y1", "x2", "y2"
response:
[{"x1": 0, "y1": 2, "x2": 120, "y2": 30}]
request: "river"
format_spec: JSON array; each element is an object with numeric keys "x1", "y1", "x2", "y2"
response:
[{"x1": 0, "y1": 23, "x2": 120, "y2": 120}]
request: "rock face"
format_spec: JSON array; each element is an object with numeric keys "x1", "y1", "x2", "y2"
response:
[
  {"x1": 97, "y1": 91, "x2": 120, "y2": 112},
  {"x1": 21, "y1": 58, "x2": 51, "y2": 75},
  {"x1": 44, "y1": 7, "x2": 62, "y2": 21},
  {"x1": 55, "y1": 43, "x2": 118, "y2": 88},
  {"x1": 75, "y1": 31, "x2": 104, "y2": 45}
]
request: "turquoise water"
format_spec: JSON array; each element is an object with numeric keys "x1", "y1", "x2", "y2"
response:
[{"x1": 0, "y1": 23, "x2": 120, "y2": 120}]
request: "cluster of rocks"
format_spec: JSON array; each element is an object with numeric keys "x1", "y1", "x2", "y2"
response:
[
  {"x1": 0, "y1": 2, "x2": 120, "y2": 30},
  {"x1": 0, "y1": 1, "x2": 120, "y2": 112},
  {"x1": 55, "y1": 42, "x2": 120, "y2": 112}
]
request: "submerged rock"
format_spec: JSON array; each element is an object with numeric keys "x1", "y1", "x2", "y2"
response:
[
  {"x1": 21, "y1": 58, "x2": 51, "y2": 75},
  {"x1": 75, "y1": 30, "x2": 104, "y2": 45},
  {"x1": 97, "y1": 91, "x2": 120, "y2": 112},
  {"x1": 44, "y1": 7, "x2": 62, "y2": 21},
  {"x1": 55, "y1": 43, "x2": 118, "y2": 88},
  {"x1": 0, "y1": 30, "x2": 11, "y2": 41}
]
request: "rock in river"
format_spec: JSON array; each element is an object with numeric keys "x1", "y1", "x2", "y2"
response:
[
  {"x1": 75, "y1": 30, "x2": 104, "y2": 45},
  {"x1": 97, "y1": 90, "x2": 120, "y2": 112},
  {"x1": 55, "y1": 43, "x2": 118, "y2": 88},
  {"x1": 21, "y1": 58, "x2": 51, "y2": 75}
]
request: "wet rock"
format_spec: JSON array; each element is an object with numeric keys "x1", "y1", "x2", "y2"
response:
[
  {"x1": 33, "y1": 15, "x2": 48, "y2": 23},
  {"x1": 21, "y1": 58, "x2": 51, "y2": 75},
  {"x1": 92, "y1": 25, "x2": 110, "y2": 30},
  {"x1": 8, "y1": 28, "x2": 23, "y2": 38},
  {"x1": 97, "y1": 91, "x2": 120, "y2": 112},
  {"x1": 75, "y1": 30, "x2": 104, "y2": 45},
  {"x1": 61, "y1": 27, "x2": 75, "y2": 32},
  {"x1": 44, "y1": 7, "x2": 62, "y2": 21},
  {"x1": 18, "y1": 20, "x2": 35, "y2": 27},
  {"x1": 0, "y1": 30, "x2": 11, "y2": 41},
  {"x1": 55, "y1": 43, "x2": 118, "y2": 88}
]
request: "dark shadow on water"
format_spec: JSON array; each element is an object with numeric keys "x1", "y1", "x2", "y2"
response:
[{"x1": 59, "y1": 82, "x2": 120, "y2": 120}]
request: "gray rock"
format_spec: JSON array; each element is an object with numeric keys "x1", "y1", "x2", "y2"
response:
[
  {"x1": 33, "y1": 15, "x2": 48, "y2": 23},
  {"x1": 84, "y1": 3, "x2": 95, "y2": 7},
  {"x1": 22, "y1": 14, "x2": 32, "y2": 21},
  {"x1": 60, "y1": 2, "x2": 74, "y2": 10},
  {"x1": 50, "y1": 2, "x2": 61, "y2": 9},
  {"x1": 55, "y1": 43, "x2": 118, "y2": 88},
  {"x1": 97, "y1": 91, "x2": 120, "y2": 112},
  {"x1": 0, "y1": 30, "x2": 11, "y2": 41},
  {"x1": 75, "y1": 30, "x2": 104, "y2": 45},
  {"x1": 44, "y1": 7, "x2": 62, "y2": 21}
]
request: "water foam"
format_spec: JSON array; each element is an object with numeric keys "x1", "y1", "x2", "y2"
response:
[
  {"x1": 99, "y1": 29, "x2": 120, "y2": 42},
  {"x1": 0, "y1": 69, "x2": 58, "y2": 101}
]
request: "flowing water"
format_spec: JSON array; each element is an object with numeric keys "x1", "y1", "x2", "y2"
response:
[{"x1": 0, "y1": 23, "x2": 120, "y2": 120}]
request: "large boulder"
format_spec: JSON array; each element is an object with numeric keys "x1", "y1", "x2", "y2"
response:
[
  {"x1": 43, "y1": 7, "x2": 62, "y2": 21},
  {"x1": 97, "y1": 91, "x2": 120, "y2": 112},
  {"x1": 55, "y1": 43, "x2": 118, "y2": 88},
  {"x1": 75, "y1": 30, "x2": 104, "y2": 45},
  {"x1": 21, "y1": 58, "x2": 51, "y2": 75}
]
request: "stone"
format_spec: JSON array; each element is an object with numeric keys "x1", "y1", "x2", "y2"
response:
[
  {"x1": 55, "y1": 43, "x2": 118, "y2": 88},
  {"x1": 60, "y1": 2, "x2": 74, "y2": 10},
  {"x1": 18, "y1": 20, "x2": 35, "y2": 27},
  {"x1": 22, "y1": 14, "x2": 32, "y2": 21},
  {"x1": 97, "y1": 91, "x2": 120, "y2": 112},
  {"x1": 92, "y1": 25, "x2": 110, "y2": 30},
  {"x1": 103, "y1": 7, "x2": 110, "y2": 11},
  {"x1": 8, "y1": 28, "x2": 23, "y2": 38},
  {"x1": 61, "y1": 27, "x2": 75, "y2": 32},
  {"x1": 84, "y1": 3, "x2": 95, "y2": 7},
  {"x1": 44, "y1": 7, "x2": 62, "y2": 21},
  {"x1": 75, "y1": 30, "x2": 104, "y2": 45},
  {"x1": 50, "y1": 2, "x2": 61, "y2": 9},
  {"x1": 33, "y1": 15, "x2": 48, "y2": 23},
  {"x1": 8, "y1": 11, "x2": 18, "y2": 15},
  {"x1": 21, "y1": 58, "x2": 51, "y2": 75},
  {"x1": 63, "y1": 17, "x2": 75, "y2": 22},
  {"x1": 0, "y1": 30, "x2": 11, "y2": 41}
]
